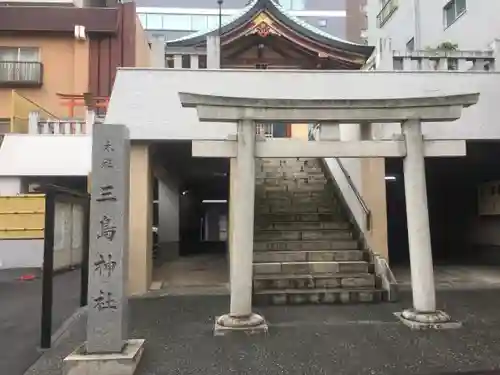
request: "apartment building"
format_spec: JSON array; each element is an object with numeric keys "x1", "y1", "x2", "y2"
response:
[
  {"x1": 136, "y1": 0, "x2": 367, "y2": 44},
  {"x1": 367, "y1": 0, "x2": 500, "y2": 51},
  {"x1": 0, "y1": 0, "x2": 152, "y2": 133}
]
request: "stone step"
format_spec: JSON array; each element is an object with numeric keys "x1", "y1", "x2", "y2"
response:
[
  {"x1": 255, "y1": 221, "x2": 350, "y2": 231},
  {"x1": 256, "y1": 179, "x2": 327, "y2": 187},
  {"x1": 259, "y1": 167, "x2": 323, "y2": 175},
  {"x1": 256, "y1": 183, "x2": 328, "y2": 192},
  {"x1": 253, "y1": 239, "x2": 359, "y2": 251},
  {"x1": 256, "y1": 171, "x2": 325, "y2": 179},
  {"x1": 253, "y1": 288, "x2": 383, "y2": 305},
  {"x1": 253, "y1": 250, "x2": 364, "y2": 263},
  {"x1": 254, "y1": 230, "x2": 352, "y2": 241},
  {"x1": 256, "y1": 204, "x2": 335, "y2": 214},
  {"x1": 253, "y1": 272, "x2": 376, "y2": 290},
  {"x1": 253, "y1": 260, "x2": 369, "y2": 275},
  {"x1": 260, "y1": 158, "x2": 321, "y2": 166},
  {"x1": 256, "y1": 213, "x2": 343, "y2": 222},
  {"x1": 256, "y1": 175, "x2": 326, "y2": 184},
  {"x1": 255, "y1": 196, "x2": 334, "y2": 205},
  {"x1": 263, "y1": 191, "x2": 331, "y2": 199}
]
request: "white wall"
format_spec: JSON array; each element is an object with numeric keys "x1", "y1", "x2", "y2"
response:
[
  {"x1": 107, "y1": 68, "x2": 500, "y2": 141},
  {"x1": 368, "y1": 0, "x2": 500, "y2": 51},
  {"x1": 0, "y1": 135, "x2": 91, "y2": 177},
  {"x1": 158, "y1": 172, "x2": 180, "y2": 259},
  {"x1": 0, "y1": 240, "x2": 43, "y2": 269},
  {"x1": 0, "y1": 177, "x2": 22, "y2": 196}
]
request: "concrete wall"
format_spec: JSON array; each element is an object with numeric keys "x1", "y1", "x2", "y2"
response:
[
  {"x1": 135, "y1": 15, "x2": 152, "y2": 68},
  {"x1": 157, "y1": 172, "x2": 180, "y2": 260},
  {"x1": 0, "y1": 135, "x2": 91, "y2": 177},
  {"x1": 367, "y1": 0, "x2": 500, "y2": 51},
  {"x1": 107, "y1": 69, "x2": 500, "y2": 141},
  {"x1": 0, "y1": 177, "x2": 22, "y2": 195}
]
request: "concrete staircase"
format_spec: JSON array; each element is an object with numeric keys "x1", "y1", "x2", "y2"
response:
[{"x1": 253, "y1": 158, "x2": 384, "y2": 305}]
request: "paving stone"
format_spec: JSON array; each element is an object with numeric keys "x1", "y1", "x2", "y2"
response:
[
  {"x1": 301, "y1": 230, "x2": 352, "y2": 240},
  {"x1": 309, "y1": 262, "x2": 340, "y2": 273},
  {"x1": 253, "y1": 263, "x2": 281, "y2": 274},
  {"x1": 253, "y1": 251, "x2": 307, "y2": 262}
]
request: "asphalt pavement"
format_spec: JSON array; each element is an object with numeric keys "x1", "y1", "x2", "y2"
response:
[
  {"x1": 24, "y1": 289, "x2": 500, "y2": 375},
  {"x1": 0, "y1": 268, "x2": 82, "y2": 375}
]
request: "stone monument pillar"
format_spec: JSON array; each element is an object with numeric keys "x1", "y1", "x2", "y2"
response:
[{"x1": 63, "y1": 123, "x2": 145, "y2": 375}]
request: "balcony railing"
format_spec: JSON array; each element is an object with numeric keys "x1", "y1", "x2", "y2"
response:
[
  {"x1": 0, "y1": 61, "x2": 43, "y2": 87},
  {"x1": 377, "y1": 0, "x2": 398, "y2": 28}
]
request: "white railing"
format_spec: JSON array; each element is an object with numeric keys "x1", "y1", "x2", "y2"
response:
[
  {"x1": 256, "y1": 123, "x2": 273, "y2": 138},
  {"x1": 28, "y1": 110, "x2": 95, "y2": 135},
  {"x1": 312, "y1": 124, "x2": 371, "y2": 231},
  {"x1": 392, "y1": 50, "x2": 496, "y2": 71}
]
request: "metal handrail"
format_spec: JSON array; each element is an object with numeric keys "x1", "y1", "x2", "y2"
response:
[{"x1": 311, "y1": 124, "x2": 372, "y2": 230}]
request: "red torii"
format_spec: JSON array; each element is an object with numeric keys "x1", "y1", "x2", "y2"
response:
[{"x1": 57, "y1": 93, "x2": 109, "y2": 117}]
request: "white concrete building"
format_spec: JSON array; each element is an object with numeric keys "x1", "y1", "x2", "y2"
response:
[{"x1": 367, "y1": 0, "x2": 500, "y2": 52}]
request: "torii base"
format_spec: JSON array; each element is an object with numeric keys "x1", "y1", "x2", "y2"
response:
[
  {"x1": 214, "y1": 313, "x2": 268, "y2": 336},
  {"x1": 394, "y1": 309, "x2": 462, "y2": 330}
]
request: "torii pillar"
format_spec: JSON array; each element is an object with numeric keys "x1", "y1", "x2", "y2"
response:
[{"x1": 179, "y1": 92, "x2": 479, "y2": 332}]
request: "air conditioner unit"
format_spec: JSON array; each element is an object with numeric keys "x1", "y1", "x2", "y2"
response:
[{"x1": 74, "y1": 25, "x2": 86, "y2": 40}]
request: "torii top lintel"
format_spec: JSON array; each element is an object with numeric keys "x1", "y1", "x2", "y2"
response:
[
  {"x1": 166, "y1": 0, "x2": 374, "y2": 68},
  {"x1": 178, "y1": 92, "x2": 480, "y2": 123}
]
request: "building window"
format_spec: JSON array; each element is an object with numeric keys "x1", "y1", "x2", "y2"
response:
[
  {"x1": 198, "y1": 55, "x2": 207, "y2": 69},
  {"x1": 138, "y1": 13, "x2": 147, "y2": 28},
  {"x1": 145, "y1": 14, "x2": 163, "y2": 29},
  {"x1": 191, "y1": 15, "x2": 208, "y2": 30},
  {"x1": 277, "y1": 0, "x2": 305, "y2": 10},
  {"x1": 181, "y1": 55, "x2": 191, "y2": 69},
  {"x1": 0, "y1": 47, "x2": 39, "y2": 62},
  {"x1": 166, "y1": 55, "x2": 174, "y2": 68},
  {"x1": 444, "y1": 0, "x2": 466, "y2": 28},
  {"x1": 138, "y1": 13, "x2": 233, "y2": 32},
  {"x1": 163, "y1": 14, "x2": 192, "y2": 31}
]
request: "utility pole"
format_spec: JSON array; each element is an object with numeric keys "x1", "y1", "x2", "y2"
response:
[
  {"x1": 217, "y1": 0, "x2": 223, "y2": 67},
  {"x1": 413, "y1": 0, "x2": 421, "y2": 49},
  {"x1": 217, "y1": 0, "x2": 223, "y2": 36}
]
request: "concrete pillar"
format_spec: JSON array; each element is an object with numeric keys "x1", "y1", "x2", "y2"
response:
[
  {"x1": 150, "y1": 39, "x2": 165, "y2": 68},
  {"x1": 128, "y1": 143, "x2": 153, "y2": 295},
  {"x1": 215, "y1": 120, "x2": 267, "y2": 335},
  {"x1": 173, "y1": 55, "x2": 182, "y2": 69},
  {"x1": 28, "y1": 111, "x2": 39, "y2": 134},
  {"x1": 437, "y1": 58, "x2": 449, "y2": 71},
  {"x1": 400, "y1": 119, "x2": 451, "y2": 326},
  {"x1": 191, "y1": 54, "x2": 199, "y2": 70},
  {"x1": 207, "y1": 35, "x2": 221, "y2": 69}
]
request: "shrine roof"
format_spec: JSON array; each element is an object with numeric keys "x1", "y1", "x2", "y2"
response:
[{"x1": 165, "y1": 0, "x2": 373, "y2": 58}]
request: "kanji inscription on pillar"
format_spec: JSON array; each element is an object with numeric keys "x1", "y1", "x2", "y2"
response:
[{"x1": 86, "y1": 124, "x2": 130, "y2": 354}]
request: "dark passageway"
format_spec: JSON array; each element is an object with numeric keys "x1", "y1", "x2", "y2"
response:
[{"x1": 386, "y1": 141, "x2": 500, "y2": 266}]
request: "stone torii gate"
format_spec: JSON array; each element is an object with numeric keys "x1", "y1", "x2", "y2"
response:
[{"x1": 179, "y1": 92, "x2": 479, "y2": 333}]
